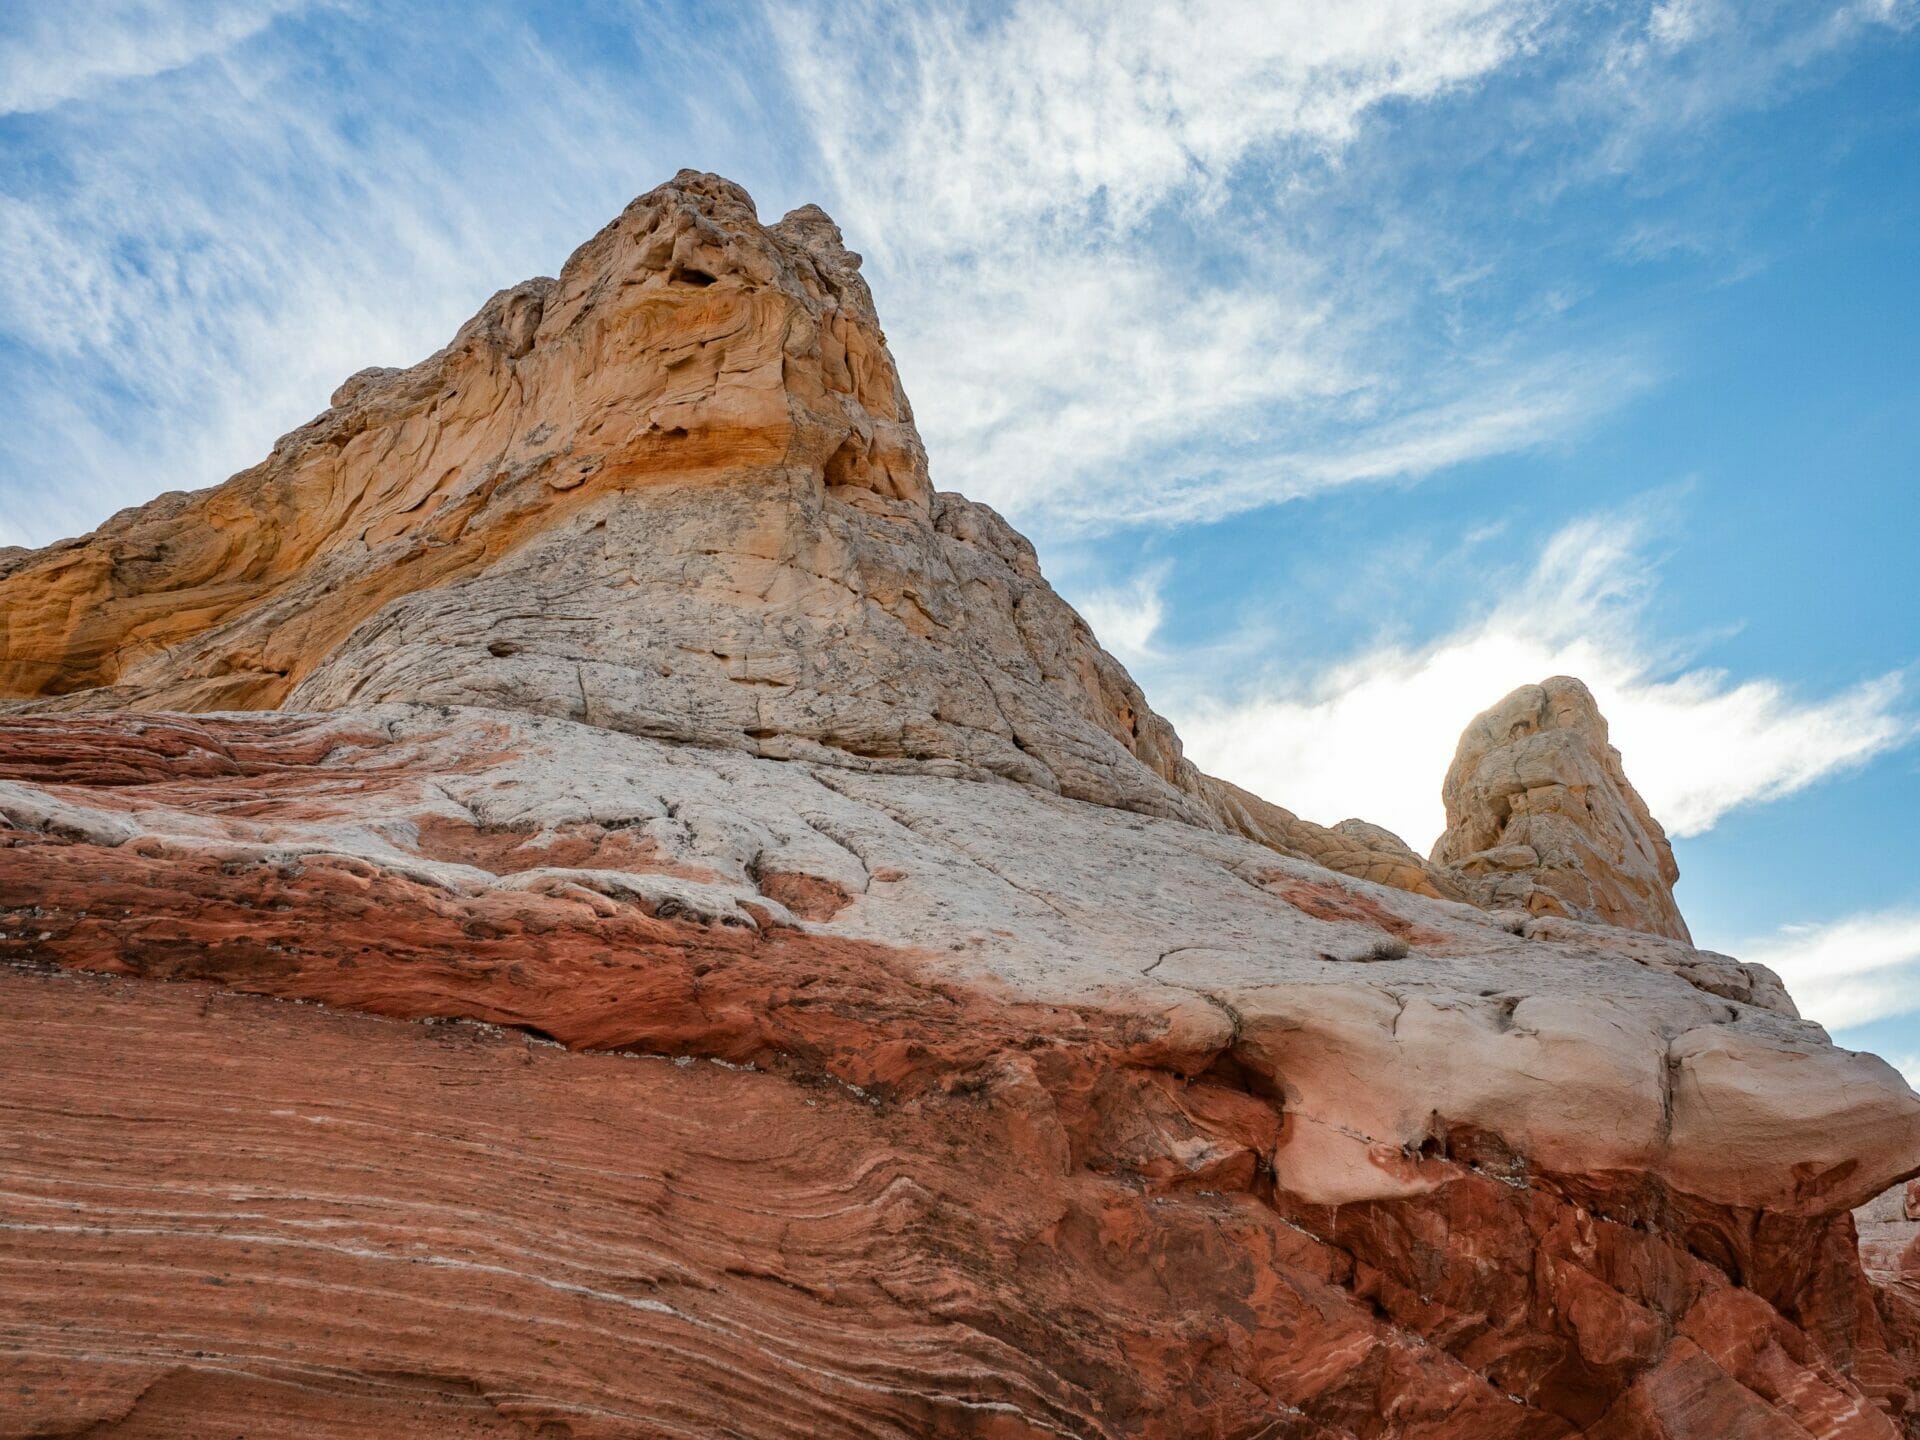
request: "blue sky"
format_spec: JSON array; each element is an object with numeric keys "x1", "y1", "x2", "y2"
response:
[{"x1": 2, "y1": 1, "x2": 1916, "y2": 1075}]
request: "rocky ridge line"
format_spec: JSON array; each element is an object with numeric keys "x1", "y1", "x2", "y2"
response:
[
  {"x1": 0, "y1": 169, "x2": 1444, "y2": 902},
  {"x1": 1, "y1": 172, "x2": 1917, "y2": 1437}
]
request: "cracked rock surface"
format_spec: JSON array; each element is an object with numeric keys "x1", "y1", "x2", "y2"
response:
[
  {"x1": 1, "y1": 172, "x2": 1918, "y2": 1437},
  {"x1": 0, "y1": 170, "x2": 1433, "y2": 900}
]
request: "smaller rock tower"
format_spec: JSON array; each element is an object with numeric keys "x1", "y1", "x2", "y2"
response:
[{"x1": 1431, "y1": 675, "x2": 1690, "y2": 942}]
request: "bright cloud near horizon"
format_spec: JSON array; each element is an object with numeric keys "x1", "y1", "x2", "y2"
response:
[
  {"x1": 1148, "y1": 510, "x2": 1915, "y2": 850},
  {"x1": 1742, "y1": 909, "x2": 1920, "y2": 1030},
  {"x1": 1, "y1": 1, "x2": 1916, "y2": 1062}
]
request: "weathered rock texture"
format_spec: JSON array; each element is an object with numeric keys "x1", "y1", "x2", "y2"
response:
[
  {"x1": 0, "y1": 170, "x2": 1439, "y2": 901},
  {"x1": 1861, "y1": 1184, "x2": 1920, "y2": 1291},
  {"x1": 5, "y1": 708, "x2": 1920, "y2": 1436},
  {"x1": 2, "y1": 173, "x2": 1919, "y2": 1437},
  {"x1": 1432, "y1": 677, "x2": 1692, "y2": 943}
]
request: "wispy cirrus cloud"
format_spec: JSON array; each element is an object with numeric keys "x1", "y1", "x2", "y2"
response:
[
  {"x1": 5, "y1": 1, "x2": 1911, "y2": 548},
  {"x1": 1581, "y1": 0, "x2": 1917, "y2": 163},
  {"x1": 776, "y1": 0, "x2": 1543, "y2": 252},
  {"x1": 763, "y1": 0, "x2": 1918, "y2": 533},
  {"x1": 1738, "y1": 908, "x2": 1920, "y2": 1033},
  {"x1": 767, "y1": 0, "x2": 1651, "y2": 530},
  {"x1": 1074, "y1": 562, "x2": 1171, "y2": 666},
  {"x1": 0, "y1": 0, "x2": 311, "y2": 116},
  {"x1": 0, "y1": 2, "x2": 774, "y2": 546},
  {"x1": 1147, "y1": 508, "x2": 1914, "y2": 849}
]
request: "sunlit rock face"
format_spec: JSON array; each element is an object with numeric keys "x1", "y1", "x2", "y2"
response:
[
  {"x1": 1432, "y1": 676, "x2": 1693, "y2": 943},
  {"x1": 0, "y1": 170, "x2": 1431, "y2": 899},
  {"x1": 3, "y1": 173, "x2": 1919, "y2": 1438}
]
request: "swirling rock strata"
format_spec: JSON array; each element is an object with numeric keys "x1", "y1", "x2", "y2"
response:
[{"x1": 3, "y1": 708, "x2": 1919, "y2": 1436}]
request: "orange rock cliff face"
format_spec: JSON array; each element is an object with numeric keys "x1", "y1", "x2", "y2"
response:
[{"x1": 2, "y1": 171, "x2": 1918, "y2": 1439}]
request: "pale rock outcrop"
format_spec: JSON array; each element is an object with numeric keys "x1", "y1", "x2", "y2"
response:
[
  {"x1": 1432, "y1": 675, "x2": 1692, "y2": 942},
  {"x1": 0, "y1": 170, "x2": 1444, "y2": 899},
  {"x1": 3, "y1": 173, "x2": 1919, "y2": 1437}
]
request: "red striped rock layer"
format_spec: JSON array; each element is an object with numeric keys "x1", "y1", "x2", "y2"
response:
[
  {"x1": 4, "y1": 967, "x2": 1317, "y2": 1439},
  {"x1": 0, "y1": 964, "x2": 1909, "y2": 1440},
  {"x1": 4, "y1": 710, "x2": 1920, "y2": 1436}
]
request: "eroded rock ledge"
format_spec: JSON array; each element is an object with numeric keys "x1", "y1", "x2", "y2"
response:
[
  {"x1": 4, "y1": 708, "x2": 1919, "y2": 1436},
  {"x1": 1, "y1": 171, "x2": 1917, "y2": 1437}
]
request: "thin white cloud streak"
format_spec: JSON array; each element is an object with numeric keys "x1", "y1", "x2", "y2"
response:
[
  {"x1": 1105, "y1": 353, "x2": 1653, "y2": 530},
  {"x1": 1617, "y1": 671, "x2": 1909, "y2": 836},
  {"x1": 1578, "y1": 0, "x2": 1918, "y2": 170},
  {"x1": 1075, "y1": 564, "x2": 1170, "y2": 666},
  {"x1": 1165, "y1": 512, "x2": 1914, "y2": 849},
  {"x1": 767, "y1": 0, "x2": 1646, "y2": 530},
  {"x1": 0, "y1": 4, "x2": 775, "y2": 547},
  {"x1": 0, "y1": 0, "x2": 309, "y2": 116},
  {"x1": 1739, "y1": 909, "x2": 1920, "y2": 1032}
]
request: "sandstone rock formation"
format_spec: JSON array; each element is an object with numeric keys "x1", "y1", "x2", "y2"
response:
[
  {"x1": 1861, "y1": 1182, "x2": 1920, "y2": 1289},
  {"x1": 1432, "y1": 676, "x2": 1692, "y2": 942},
  {"x1": 0, "y1": 170, "x2": 1439, "y2": 902},
  {"x1": 2, "y1": 172, "x2": 1919, "y2": 1437},
  {"x1": 6, "y1": 707, "x2": 1920, "y2": 1437}
]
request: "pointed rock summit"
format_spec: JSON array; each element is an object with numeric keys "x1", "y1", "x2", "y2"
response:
[
  {"x1": 0, "y1": 169, "x2": 1443, "y2": 898},
  {"x1": 3, "y1": 173, "x2": 1918, "y2": 1438},
  {"x1": 1434, "y1": 676, "x2": 1690, "y2": 942}
]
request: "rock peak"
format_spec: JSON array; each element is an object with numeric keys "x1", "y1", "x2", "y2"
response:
[
  {"x1": 0, "y1": 170, "x2": 1453, "y2": 900},
  {"x1": 4, "y1": 171, "x2": 1920, "y2": 1438},
  {"x1": 1432, "y1": 674, "x2": 1691, "y2": 941}
]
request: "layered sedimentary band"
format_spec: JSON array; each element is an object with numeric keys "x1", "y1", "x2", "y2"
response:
[
  {"x1": 1, "y1": 169, "x2": 1916, "y2": 1437},
  {"x1": 3, "y1": 709, "x2": 1918, "y2": 1437}
]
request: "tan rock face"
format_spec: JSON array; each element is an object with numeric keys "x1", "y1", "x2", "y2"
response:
[
  {"x1": 2, "y1": 173, "x2": 1918, "y2": 1436},
  {"x1": 1432, "y1": 675, "x2": 1692, "y2": 942},
  {"x1": 0, "y1": 169, "x2": 1440, "y2": 898}
]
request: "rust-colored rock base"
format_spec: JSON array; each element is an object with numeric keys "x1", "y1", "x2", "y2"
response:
[
  {"x1": 0, "y1": 966, "x2": 1524, "y2": 1439},
  {"x1": 3, "y1": 711, "x2": 1918, "y2": 1436},
  {"x1": 7, "y1": 956, "x2": 1916, "y2": 1438}
]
